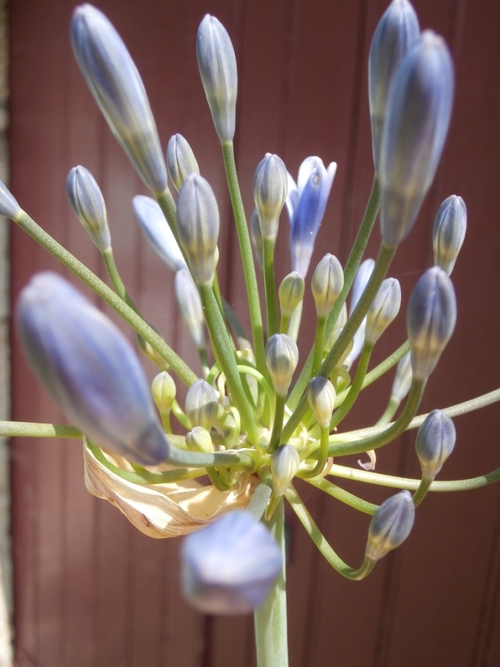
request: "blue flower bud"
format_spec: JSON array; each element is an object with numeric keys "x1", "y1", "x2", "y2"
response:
[
  {"x1": 0, "y1": 178, "x2": 22, "y2": 220},
  {"x1": 71, "y1": 4, "x2": 167, "y2": 194},
  {"x1": 365, "y1": 277, "x2": 401, "y2": 345},
  {"x1": 185, "y1": 378, "x2": 219, "y2": 429},
  {"x1": 379, "y1": 31, "x2": 454, "y2": 247},
  {"x1": 166, "y1": 134, "x2": 200, "y2": 193},
  {"x1": 250, "y1": 208, "x2": 264, "y2": 267},
  {"x1": 279, "y1": 272, "x2": 305, "y2": 319},
  {"x1": 17, "y1": 272, "x2": 169, "y2": 465},
  {"x1": 307, "y1": 377, "x2": 336, "y2": 428},
  {"x1": 311, "y1": 254, "x2": 344, "y2": 318},
  {"x1": 182, "y1": 510, "x2": 282, "y2": 614},
  {"x1": 132, "y1": 195, "x2": 186, "y2": 273},
  {"x1": 286, "y1": 157, "x2": 337, "y2": 277},
  {"x1": 196, "y1": 15, "x2": 238, "y2": 143},
  {"x1": 432, "y1": 195, "x2": 467, "y2": 275},
  {"x1": 174, "y1": 269, "x2": 205, "y2": 349},
  {"x1": 266, "y1": 334, "x2": 299, "y2": 397},
  {"x1": 66, "y1": 166, "x2": 111, "y2": 251},
  {"x1": 177, "y1": 174, "x2": 220, "y2": 285},
  {"x1": 345, "y1": 258, "x2": 374, "y2": 368},
  {"x1": 271, "y1": 444, "x2": 300, "y2": 497},
  {"x1": 407, "y1": 266, "x2": 457, "y2": 380},
  {"x1": 366, "y1": 490, "x2": 414, "y2": 562},
  {"x1": 391, "y1": 350, "x2": 412, "y2": 401},
  {"x1": 369, "y1": 0, "x2": 420, "y2": 171},
  {"x1": 415, "y1": 409, "x2": 456, "y2": 480},
  {"x1": 253, "y1": 153, "x2": 288, "y2": 241}
]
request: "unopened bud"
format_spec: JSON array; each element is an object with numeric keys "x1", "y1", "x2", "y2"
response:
[
  {"x1": 185, "y1": 378, "x2": 219, "y2": 429},
  {"x1": 366, "y1": 491, "x2": 414, "y2": 562},
  {"x1": 174, "y1": 269, "x2": 205, "y2": 349},
  {"x1": 311, "y1": 254, "x2": 344, "y2": 318},
  {"x1": 365, "y1": 278, "x2": 401, "y2": 345},
  {"x1": 166, "y1": 133, "x2": 200, "y2": 192},
  {"x1": 279, "y1": 272, "x2": 305, "y2": 319},
  {"x1": 407, "y1": 266, "x2": 456, "y2": 380},
  {"x1": 186, "y1": 426, "x2": 214, "y2": 454},
  {"x1": 253, "y1": 153, "x2": 288, "y2": 241},
  {"x1": 432, "y1": 195, "x2": 467, "y2": 275},
  {"x1": 415, "y1": 409, "x2": 455, "y2": 480},
  {"x1": 250, "y1": 208, "x2": 264, "y2": 267},
  {"x1": 391, "y1": 351, "x2": 412, "y2": 401},
  {"x1": 151, "y1": 371, "x2": 176, "y2": 414},
  {"x1": 271, "y1": 444, "x2": 300, "y2": 497},
  {"x1": 67, "y1": 166, "x2": 111, "y2": 251},
  {"x1": 0, "y1": 179, "x2": 22, "y2": 220},
  {"x1": 196, "y1": 15, "x2": 237, "y2": 143},
  {"x1": 133, "y1": 195, "x2": 186, "y2": 272},
  {"x1": 266, "y1": 334, "x2": 299, "y2": 397},
  {"x1": 307, "y1": 377, "x2": 336, "y2": 428}
]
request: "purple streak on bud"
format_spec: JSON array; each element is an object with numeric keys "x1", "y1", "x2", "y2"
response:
[
  {"x1": 366, "y1": 490, "x2": 414, "y2": 561},
  {"x1": 379, "y1": 31, "x2": 454, "y2": 247},
  {"x1": 17, "y1": 272, "x2": 169, "y2": 465},
  {"x1": 166, "y1": 134, "x2": 200, "y2": 193},
  {"x1": 369, "y1": 0, "x2": 420, "y2": 171},
  {"x1": 67, "y1": 166, "x2": 111, "y2": 251},
  {"x1": 133, "y1": 195, "x2": 186, "y2": 272},
  {"x1": 71, "y1": 4, "x2": 167, "y2": 194},
  {"x1": 433, "y1": 195, "x2": 467, "y2": 275},
  {"x1": 174, "y1": 269, "x2": 205, "y2": 349},
  {"x1": 185, "y1": 378, "x2": 218, "y2": 430},
  {"x1": 0, "y1": 178, "x2": 22, "y2": 220},
  {"x1": 286, "y1": 157, "x2": 337, "y2": 277},
  {"x1": 407, "y1": 266, "x2": 457, "y2": 380},
  {"x1": 415, "y1": 409, "x2": 456, "y2": 480},
  {"x1": 196, "y1": 15, "x2": 238, "y2": 143},
  {"x1": 182, "y1": 510, "x2": 282, "y2": 614},
  {"x1": 266, "y1": 333, "x2": 299, "y2": 397}
]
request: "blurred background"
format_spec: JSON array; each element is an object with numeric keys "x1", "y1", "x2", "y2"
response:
[{"x1": 7, "y1": 0, "x2": 500, "y2": 665}]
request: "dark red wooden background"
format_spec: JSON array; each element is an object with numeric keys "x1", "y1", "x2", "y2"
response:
[{"x1": 8, "y1": 0, "x2": 500, "y2": 665}]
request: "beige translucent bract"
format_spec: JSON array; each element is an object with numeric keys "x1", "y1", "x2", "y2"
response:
[{"x1": 83, "y1": 443, "x2": 258, "y2": 538}]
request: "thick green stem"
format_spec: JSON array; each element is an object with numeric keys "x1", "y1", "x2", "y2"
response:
[
  {"x1": 269, "y1": 394, "x2": 286, "y2": 453},
  {"x1": 254, "y1": 499, "x2": 288, "y2": 667},
  {"x1": 15, "y1": 210, "x2": 197, "y2": 386},
  {"x1": 263, "y1": 237, "x2": 279, "y2": 337},
  {"x1": 221, "y1": 141, "x2": 266, "y2": 373},
  {"x1": 311, "y1": 315, "x2": 327, "y2": 377}
]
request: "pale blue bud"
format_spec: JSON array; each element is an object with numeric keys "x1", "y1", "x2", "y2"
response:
[
  {"x1": 365, "y1": 277, "x2": 401, "y2": 345},
  {"x1": 0, "y1": 178, "x2": 22, "y2": 220},
  {"x1": 286, "y1": 157, "x2": 337, "y2": 277},
  {"x1": 253, "y1": 153, "x2": 288, "y2": 241},
  {"x1": 174, "y1": 269, "x2": 205, "y2": 349},
  {"x1": 182, "y1": 510, "x2": 282, "y2": 614},
  {"x1": 391, "y1": 351, "x2": 412, "y2": 401},
  {"x1": 67, "y1": 166, "x2": 111, "y2": 251},
  {"x1": 345, "y1": 258, "x2": 374, "y2": 368},
  {"x1": 71, "y1": 5, "x2": 167, "y2": 194},
  {"x1": 250, "y1": 208, "x2": 264, "y2": 267},
  {"x1": 407, "y1": 266, "x2": 457, "y2": 380},
  {"x1": 17, "y1": 272, "x2": 169, "y2": 465},
  {"x1": 266, "y1": 334, "x2": 299, "y2": 397},
  {"x1": 369, "y1": 0, "x2": 420, "y2": 171},
  {"x1": 415, "y1": 409, "x2": 456, "y2": 480},
  {"x1": 307, "y1": 377, "x2": 336, "y2": 429},
  {"x1": 271, "y1": 445, "x2": 300, "y2": 497},
  {"x1": 432, "y1": 195, "x2": 467, "y2": 275},
  {"x1": 185, "y1": 378, "x2": 218, "y2": 429},
  {"x1": 186, "y1": 426, "x2": 214, "y2": 454},
  {"x1": 311, "y1": 254, "x2": 344, "y2": 318},
  {"x1": 132, "y1": 195, "x2": 186, "y2": 272},
  {"x1": 366, "y1": 490, "x2": 414, "y2": 561},
  {"x1": 166, "y1": 134, "x2": 200, "y2": 193},
  {"x1": 279, "y1": 272, "x2": 305, "y2": 319},
  {"x1": 177, "y1": 174, "x2": 220, "y2": 285},
  {"x1": 379, "y1": 31, "x2": 454, "y2": 247},
  {"x1": 196, "y1": 15, "x2": 238, "y2": 143}
]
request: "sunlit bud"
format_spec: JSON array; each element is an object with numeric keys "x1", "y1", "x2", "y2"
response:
[
  {"x1": 253, "y1": 153, "x2": 288, "y2": 241},
  {"x1": 379, "y1": 31, "x2": 454, "y2": 247},
  {"x1": 365, "y1": 278, "x2": 401, "y2": 345},
  {"x1": 151, "y1": 370, "x2": 176, "y2": 415},
  {"x1": 433, "y1": 195, "x2": 467, "y2": 275},
  {"x1": 271, "y1": 445, "x2": 300, "y2": 497},
  {"x1": 279, "y1": 272, "x2": 305, "y2": 319},
  {"x1": 133, "y1": 195, "x2": 186, "y2": 272},
  {"x1": 326, "y1": 328, "x2": 353, "y2": 367},
  {"x1": 407, "y1": 266, "x2": 456, "y2": 380},
  {"x1": 311, "y1": 254, "x2": 344, "y2": 318},
  {"x1": 286, "y1": 157, "x2": 337, "y2": 277},
  {"x1": 71, "y1": 5, "x2": 167, "y2": 194},
  {"x1": 0, "y1": 178, "x2": 22, "y2": 220},
  {"x1": 186, "y1": 426, "x2": 214, "y2": 454},
  {"x1": 369, "y1": 0, "x2": 420, "y2": 171},
  {"x1": 415, "y1": 409, "x2": 456, "y2": 480},
  {"x1": 345, "y1": 259, "x2": 374, "y2": 368},
  {"x1": 166, "y1": 133, "x2": 200, "y2": 193},
  {"x1": 177, "y1": 174, "x2": 220, "y2": 285},
  {"x1": 266, "y1": 334, "x2": 299, "y2": 397},
  {"x1": 365, "y1": 491, "x2": 414, "y2": 562},
  {"x1": 185, "y1": 378, "x2": 219, "y2": 429},
  {"x1": 250, "y1": 208, "x2": 264, "y2": 267},
  {"x1": 307, "y1": 377, "x2": 336, "y2": 428},
  {"x1": 391, "y1": 351, "x2": 412, "y2": 401},
  {"x1": 66, "y1": 166, "x2": 111, "y2": 251},
  {"x1": 17, "y1": 272, "x2": 168, "y2": 465},
  {"x1": 174, "y1": 269, "x2": 205, "y2": 349},
  {"x1": 196, "y1": 15, "x2": 237, "y2": 143},
  {"x1": 182, "y1": 510, "x2": 282, "y2": 614}
]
